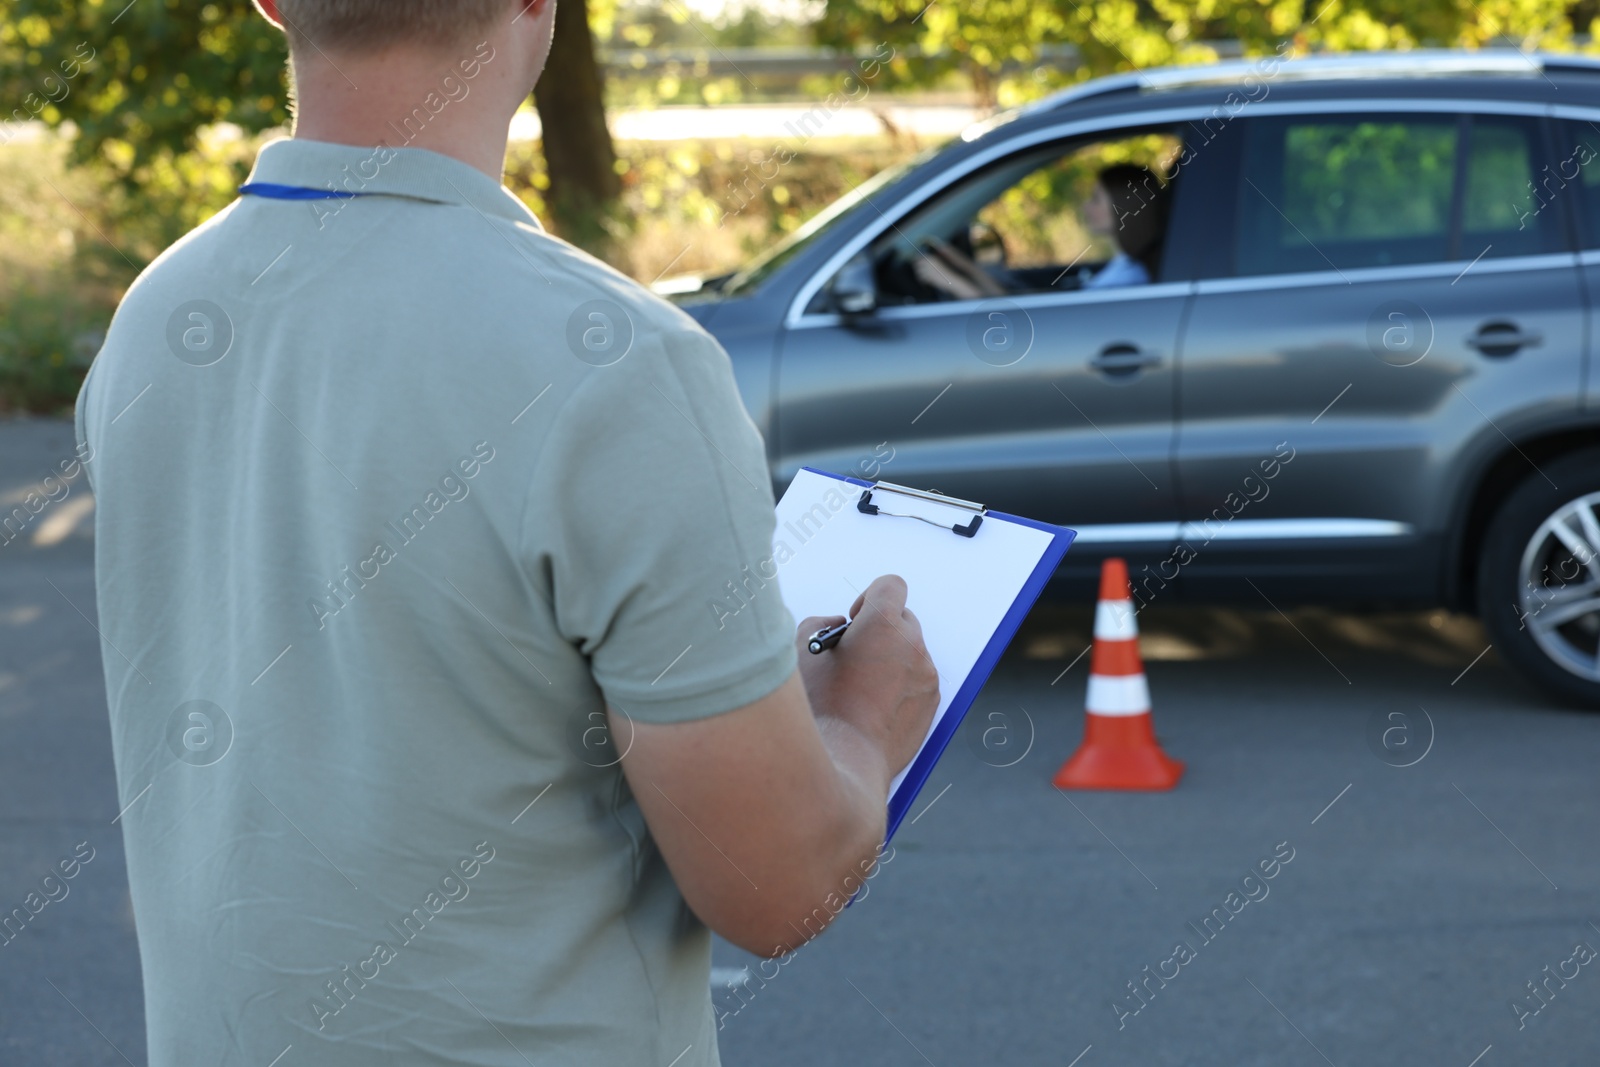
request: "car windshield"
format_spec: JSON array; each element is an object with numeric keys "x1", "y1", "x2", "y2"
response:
[{"x1": 720, "y1": 144, "x2": 944, "y2": 296}]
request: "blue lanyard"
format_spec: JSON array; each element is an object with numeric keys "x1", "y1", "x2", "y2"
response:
[{"x1": 239, "y1": 182, "x2": 371, "y2": 201}]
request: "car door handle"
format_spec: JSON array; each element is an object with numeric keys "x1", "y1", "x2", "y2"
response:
[
  {"x1": 1091, "y1": 344, "x2": 1161, "y2": 376},
  {"x1": 1466, "y1": 322, "x2": 1542, "y2": 357}
]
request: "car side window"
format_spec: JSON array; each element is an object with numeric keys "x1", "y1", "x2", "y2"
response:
[
  {"x1": 1233, "y1": 113, "x2": 1558, "y2": 278},
  {"x1": 1556, "y1": 120, "x2": 1600, "y2": 248},
  {"x1": 1465, "y1": 120, "x2": 1542, "y2": 247},
  {"x1": 855, "y1": 129, "x2": 1184, "y2": 307},
  {"x1": 1460, "y1": 118, "x2": 1552, "y2": 257}
]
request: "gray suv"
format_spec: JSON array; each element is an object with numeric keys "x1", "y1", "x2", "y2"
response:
[{"x1": 666, "y1": 51, "x2": 1600, "y2": 707}]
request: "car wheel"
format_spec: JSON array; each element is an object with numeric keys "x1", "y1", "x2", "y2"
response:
[{"x1": 1479, "y1": 448, "x2": 1600, "y2": 708}]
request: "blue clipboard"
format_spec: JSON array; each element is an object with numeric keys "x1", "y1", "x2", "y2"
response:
[{"x1": 791, "y1": 468, "x2": 1076, "y2": 843}]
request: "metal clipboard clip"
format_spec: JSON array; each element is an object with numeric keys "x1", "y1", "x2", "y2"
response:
[{"x1": 856, "y1": 480, "x2": 986, "y2": 538}]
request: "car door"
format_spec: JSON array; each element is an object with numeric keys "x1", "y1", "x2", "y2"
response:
[
  {"x1": 1557, "y1": 116, "x2": 1600, "y2": 408},
  {"x1": 772, "y1": 124, "x2": 1203, "y2": 583},
  {"x1": 1174, "y1": 106, "x2": 1582, "y2": 603}
]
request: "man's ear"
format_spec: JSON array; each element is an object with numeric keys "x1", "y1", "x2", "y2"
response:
[{"x1": 253, "y1": 0, "x2": 283, "y2": 29}]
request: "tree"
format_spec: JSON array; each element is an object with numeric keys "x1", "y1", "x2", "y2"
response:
[
  {"x1": 1, "y1": 0, "x2": 622, "y2": 251},
  {"x1": 532, "y1": 0, "x2": 621, "y2": 250}
]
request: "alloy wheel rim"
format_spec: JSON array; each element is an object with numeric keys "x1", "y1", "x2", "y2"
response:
[{"x1": 1517, "y1": 490, "x2": 1600, "y2": 683}]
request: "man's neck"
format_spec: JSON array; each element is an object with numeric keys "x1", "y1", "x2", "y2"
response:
[{"x1": 288, "y1": 41, "x2": 523, "y2": 181}]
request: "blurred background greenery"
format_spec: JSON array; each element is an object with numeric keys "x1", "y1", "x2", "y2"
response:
[{"x1": 0, "y1": 0, "x2": 1595, "y2": 413}]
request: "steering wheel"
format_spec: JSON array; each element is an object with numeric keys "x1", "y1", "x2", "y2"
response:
[{"x1": 967, "y1": 221, "x2": 1009, "y2": 272}]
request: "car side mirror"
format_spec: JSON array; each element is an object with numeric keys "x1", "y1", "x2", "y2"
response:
[{"x1": 828, "y1": 252, "x2": 877, "y2": 316}]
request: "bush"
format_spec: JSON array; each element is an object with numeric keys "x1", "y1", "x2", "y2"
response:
[
  {"x1": 0, "y1": 281, "x2": 103, "y2": 415},
  {"x1": 0, "y1": 136, "x2": 126, "y2": 416},
  {"x1": 506, "y1": 135, "x2": 919, "y2": 281}
]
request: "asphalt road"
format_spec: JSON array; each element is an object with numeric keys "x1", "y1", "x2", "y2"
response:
[{"x1": 3, "y1": 414, "x2": 1598, "y2": 1066}]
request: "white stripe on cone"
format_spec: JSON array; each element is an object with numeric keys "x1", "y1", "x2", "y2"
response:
[
  {"x1": 1094, "y1": 600, "x2": 1139, "y2": 641},
  {"x1": 1086, "y1": 672, "x2": 1151, "y2": 716}
]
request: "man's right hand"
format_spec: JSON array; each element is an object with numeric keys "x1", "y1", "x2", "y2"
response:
[
  {"x1": 612, "y1": 573, "x2": 941, "y2": 957},
  {"x1": 795, "y1": 574, "x2": 941, "y2": 787}
]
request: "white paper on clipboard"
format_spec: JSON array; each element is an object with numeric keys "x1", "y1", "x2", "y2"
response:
[{"x1": 772, "y1": 469, "x2": 1058, "y2": 799}]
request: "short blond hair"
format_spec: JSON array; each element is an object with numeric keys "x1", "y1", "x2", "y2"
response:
[{"x1": 273, "y1": 0, "x2": 511, "y2": 52}]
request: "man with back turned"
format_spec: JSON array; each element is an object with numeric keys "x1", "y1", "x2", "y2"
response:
[{"x1": 76, "y1": 1, "x2": 939, "y2": 1063}]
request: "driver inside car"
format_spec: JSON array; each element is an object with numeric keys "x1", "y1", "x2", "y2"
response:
[
  {"x1": 1081, "y1": 163, "x2": 1168, "y2": 289},
  {"x1": 909, "y1": 162, "x2": 1170, "y2": 300}
]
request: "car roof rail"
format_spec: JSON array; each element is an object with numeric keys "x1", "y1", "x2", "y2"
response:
[
  {"x1": 960, "y1": 49, "x2": 1600, "y2": 141},
  {"x1": 1036, "y1": 48, "x2": 1600, "y2": 110}
]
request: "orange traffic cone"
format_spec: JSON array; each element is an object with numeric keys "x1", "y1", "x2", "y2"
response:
[{"x1": 1053, "y1": 558, "x2": 1184, "y2": 791}]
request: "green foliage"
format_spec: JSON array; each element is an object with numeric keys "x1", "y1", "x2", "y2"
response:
[
  {"x1": 0, "y1": 137, "x2": 120, "y2": 414},
  {"x1": 602, "y1": 0, "x2": 818, "y2": 50},
  {"x1": 818, "y1": 0, "x2": 1589, "y2": 107},
  {"x1": 4, "y1": 0, "x2": 1594, "y2": 187},
  {"x1": 0, "y1": 280, "x2": 102, "y2": 415},
  {"x1": 594, "y1": 0, "x2": 825, "y2": 108},
  {"x1": 2, "y1": 0, "x2": 287, "y2": 178},
  {"x1": 0, "y1": 0, "x2": 287, "y2": 280}
]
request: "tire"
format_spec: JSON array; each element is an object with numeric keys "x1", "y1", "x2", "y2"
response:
[{"x1": 1478, "y1": 447, "x2": 1600, "y2": 708}]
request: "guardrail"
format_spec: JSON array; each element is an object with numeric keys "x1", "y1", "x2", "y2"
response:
[{"x1": 600, "y1": 42, "x2": 1247, "y2": 79}]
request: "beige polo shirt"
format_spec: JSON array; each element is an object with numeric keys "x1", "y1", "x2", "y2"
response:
[{"x1": 76, "y1": 138, "x2": 796, "y2": 1066}]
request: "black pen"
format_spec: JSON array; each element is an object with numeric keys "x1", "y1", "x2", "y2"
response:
[{"x1": 807, "y1": 621, "x2": 850, "y2": 654}]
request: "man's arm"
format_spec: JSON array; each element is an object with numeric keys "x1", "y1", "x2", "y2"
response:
[{"x1": 612, "y1": 574, "x2": 938, "y2": 958}]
